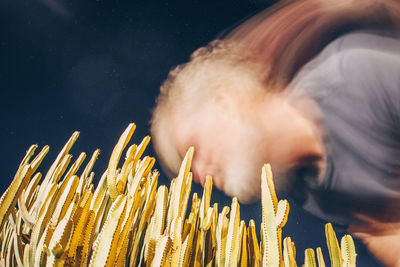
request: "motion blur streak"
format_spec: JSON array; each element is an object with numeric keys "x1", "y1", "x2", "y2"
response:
[
  {"x1": 225, "y1": 0, "x2": 400, "y2": 88},
  {"x1": 39, "y1": 0, "x2": 70, "y2": 18}
]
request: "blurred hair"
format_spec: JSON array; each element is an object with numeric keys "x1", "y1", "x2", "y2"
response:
[
  {"x1": 150, "y1": 40, "x2": 264, "y2": 177},
  {"x1": 225, "y1": 0, "x2": 400, "y2": 85},
  {"x1": 151, "y1": 0, "x2": 400, "y2": 178}
]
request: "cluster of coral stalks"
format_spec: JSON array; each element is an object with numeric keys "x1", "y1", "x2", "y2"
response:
[{"x1": 0, "y1": 123, "x2": 357, "y2": 266}]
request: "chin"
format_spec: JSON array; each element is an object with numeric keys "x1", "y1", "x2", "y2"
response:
[
  {"x1": 220, "y1": 161, "x2": 262, "y2": 204},
  {"x1": 218, "y1": 161, "x2": 291, "y2": 203},
  {"x1": 225, "y1": 184, "x2": 261, "y2": 204}
]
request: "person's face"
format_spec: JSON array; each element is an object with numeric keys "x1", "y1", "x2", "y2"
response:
[{"x1": 172, "y1": 101, "x2": 268, "y2": 203}]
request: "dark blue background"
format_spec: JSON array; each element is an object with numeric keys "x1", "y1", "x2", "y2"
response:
[{"x1": 0, "y1": 0, "x2": 380, "y2": 265}]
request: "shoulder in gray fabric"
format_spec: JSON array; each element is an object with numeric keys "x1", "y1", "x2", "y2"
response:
[{"x1": 289, "y1": 31, "x2": 400, "y2": 226}]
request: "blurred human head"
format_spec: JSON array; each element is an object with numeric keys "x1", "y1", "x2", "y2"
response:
[
  {"x1": 151, "y1": 0, "x2": 400, "y2": 203},
  {"x1": 150, "y1": 40, "x2": 271, "y2": 203}
]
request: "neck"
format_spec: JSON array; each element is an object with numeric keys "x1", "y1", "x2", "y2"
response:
[{"x1": 257, "y1": 93, "x2": 325, "y2": 178}]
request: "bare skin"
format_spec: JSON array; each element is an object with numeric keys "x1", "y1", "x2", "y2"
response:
[
  {"x1": 349, "y1": 214, "x2": 400, "y2": 267},
  {"x1": 171, "y1": 91, "x2": 325, "y2": 203}
]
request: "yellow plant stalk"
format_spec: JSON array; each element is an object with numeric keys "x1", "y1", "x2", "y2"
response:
[
  {"x1": 261, "y1": 164, "x2": 290, "y2": 267},
  {"x1": 239, "y1": 220, "x2": 248, "y2": 267},
  {"x1": 326, "y1": 222, "x2": 343, "y2": 267},
  {"x1": 248, "y1": 219, "x2": 261, "y2": 267},
  {"x1": 304, "y1": 248, "x2": 316, "y2": 267},
  {"x1": 283, "y1": 237, "x2": 297, "y2": 267},
  {"x1": 316, "y1": 247, "x2": 326, "y2": 267},
  {"x1": 107, "y1": 123, "x2": 136, "y2": 201},
  {"x1": 225, "y1": 197, "x2": 240, "y2": 267},
  {"x1": 341, "y1": 235, "x2": 357, "y2": 267},
  {"x1": 0, "y1": 123, "x2": 357, "y2": 266}
]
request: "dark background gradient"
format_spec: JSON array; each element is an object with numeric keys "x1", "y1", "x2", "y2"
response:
[{"x1": 0, "y1": 0, "x2": 381, "y2": 265}]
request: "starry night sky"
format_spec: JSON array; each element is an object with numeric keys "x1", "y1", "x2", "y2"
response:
[{"x1": 0, "y1": 0, "x2": 381, "y2": 265}]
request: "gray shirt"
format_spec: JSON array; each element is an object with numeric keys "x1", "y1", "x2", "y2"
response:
[{"x1": 289, "y1": 31, "x2": 400, "y2": 226}]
